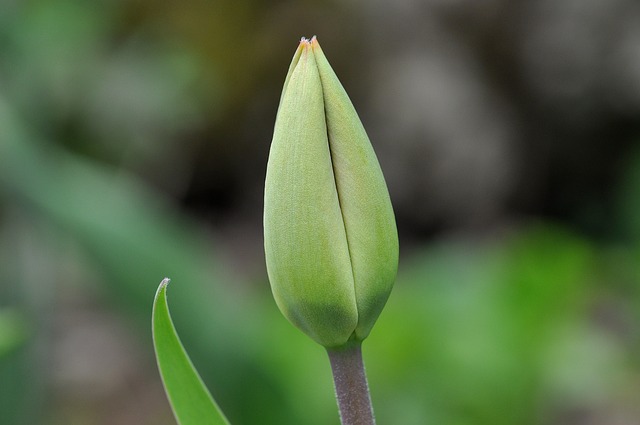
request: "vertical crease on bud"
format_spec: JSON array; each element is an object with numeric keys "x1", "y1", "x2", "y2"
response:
[
  {"x1": 310, "y1": 38, "x2": 359, "y2": 337},
  {"x1": 320, "y1": 80, "x2": 359, "y2": 340},
  {"x1": 328, "y1": 118, "x2": 359, "y2": 337},
  {"x1": 311, "y1": 37, "x2": 398, "y2": 341},
  {"x1": 312, "y1": 39, "x2": 363, "y2": 339}
]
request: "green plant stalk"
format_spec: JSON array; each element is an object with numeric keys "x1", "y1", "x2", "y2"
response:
[{"x1": 327, "y1": 342, "x2": 375, "y2": 425}]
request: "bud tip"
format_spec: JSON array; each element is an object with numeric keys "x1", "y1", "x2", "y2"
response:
[{"x1": 299, "y1": 36, "x2": 318, "y2": 46}]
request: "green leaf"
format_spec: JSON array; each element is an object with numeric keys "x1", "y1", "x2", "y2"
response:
[{"x1": 153, "y1": 278, "x2": 230, "y2": 425}]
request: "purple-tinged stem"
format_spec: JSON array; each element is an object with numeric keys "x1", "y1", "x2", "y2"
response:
[{"x1": 327, "y1": 342, "x2": 375, "y2": 425}]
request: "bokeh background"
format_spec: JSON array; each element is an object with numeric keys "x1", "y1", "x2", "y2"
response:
[{"x1": 2, "y1": 0, "x2": 640, "y2": 424}]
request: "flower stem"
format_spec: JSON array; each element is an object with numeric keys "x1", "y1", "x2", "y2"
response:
[{"x1": 326, "y1": 342, "x2": 376, "y2": 425}]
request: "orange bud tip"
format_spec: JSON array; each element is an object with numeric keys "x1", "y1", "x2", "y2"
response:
[{"x1": 299, "y1": 36, "x2": 319, "y2": 46}]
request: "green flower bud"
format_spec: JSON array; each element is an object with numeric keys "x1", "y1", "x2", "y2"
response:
[{"x1": 264, "y1": 37, "x2": 398, "y2": 348}]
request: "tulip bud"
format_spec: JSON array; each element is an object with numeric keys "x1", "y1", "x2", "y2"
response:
[{"x1": 264, "y1": 37, "x2": 398, "y2": 348}]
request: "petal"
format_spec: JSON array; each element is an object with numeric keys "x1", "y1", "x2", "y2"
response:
[
  {"x1": 264, "y1": 40, "x2": 357, "y2": 347},
  {"x1": 312, "y1": 38, "x2": 399, "y2": 340}
]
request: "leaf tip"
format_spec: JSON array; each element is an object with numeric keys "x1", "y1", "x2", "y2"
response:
[{"x1": 155, "y1": 277, "x2": 171, "y2": 301}]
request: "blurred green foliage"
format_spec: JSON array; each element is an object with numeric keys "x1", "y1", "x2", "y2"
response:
[
  {"x1": 2, "y1": 1, "x2": 640, "y2": 425},
  {"x1": 0, "y1": 309, "x2": 28, "y2": 359}
]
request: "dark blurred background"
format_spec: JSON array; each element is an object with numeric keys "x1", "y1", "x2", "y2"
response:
[{"x1": 2, "y1": 0, "x2": 640, "y2": 424}]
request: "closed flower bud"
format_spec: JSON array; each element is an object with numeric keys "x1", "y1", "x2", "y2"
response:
[{"x1": 264, "y1": 37, "x2": 398, "y2": 348}]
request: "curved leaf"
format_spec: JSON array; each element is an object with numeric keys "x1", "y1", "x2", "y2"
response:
[{"x1": 153, "y1": 278, "x2": 230, "y2": 425}]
